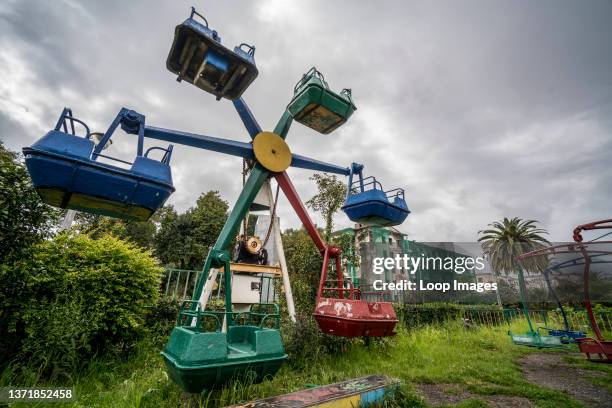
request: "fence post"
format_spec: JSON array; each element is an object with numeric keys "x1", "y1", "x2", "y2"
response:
[
  {"x1": 164, "y1": 269, "x2": 172, "y2": 296},
  {"x1": 174, "y1": 270, "x2": 181, "y2": 298},
  {"x1": 182, "y1": 271, "x2": 191, "y2": 299}
]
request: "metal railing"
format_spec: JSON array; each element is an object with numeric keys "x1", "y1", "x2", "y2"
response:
[
  {"x1": 176, "y1": 300, "x2": 281, "y2": 332},
  {"x1": 396, "y1": 305, "x2": 612, "y2": 332},
  {"x1": 162, "y1": 267, "x2": 279, "y2": 303},
  {"x1": 503, "y1": 308, "x2": 612, "y2": 333},
  {"x1": 163, "y1": 268, "x2": 201, "y2": 299},
  {"x1": 349, "y1": 177, "x2": 405, "y2": 201}
]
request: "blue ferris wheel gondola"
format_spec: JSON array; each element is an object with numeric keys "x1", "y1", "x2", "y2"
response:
[
  {"x1": 166, "y1": 7, "x2": 258, "y2": 101},
  {"x1": 23, "y1": 108, "x2": 175, "y2": 221},
  {"x1": 341, "y1": 163, "x2": 410, "y2": 227}
]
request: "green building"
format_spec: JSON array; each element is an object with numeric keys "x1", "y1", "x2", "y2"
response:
[{"x1": 333, "y1": 226, "x2": 477, "y2": 303}]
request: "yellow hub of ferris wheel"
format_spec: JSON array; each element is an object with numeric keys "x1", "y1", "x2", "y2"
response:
[{"x1": 252, "y1": 131, "x2": 292, "y2": 172}]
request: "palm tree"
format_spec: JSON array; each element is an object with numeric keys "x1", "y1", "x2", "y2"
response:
[{"x1": 478, "y1": 218, "x2": 549, "y2": 331}]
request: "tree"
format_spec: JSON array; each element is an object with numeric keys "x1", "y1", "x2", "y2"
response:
[
  {"x1": 123, "y1": 219, "x2": 157, "y2": 248},
  {"x1": 0, "y1": 142, "x2": 59, "y2": 260},
  {"x1": 152, "y1": 205, "x2": 178, "y2": 265},
  {"x1": 74, "y1": 212, "x2": 157, "y2": 250},
  {"x1": 281, "y1": 228, "x2": 324, "y2": 314},
  {"x1": 330, "y1": 231, "x2": 360, "y2": 282},
  {"x1": 154, "y1": 192, "x2": 229, "y2": 269},
  {"x1": 555, "y1": 270, "x2": 612, "y2": 307},
  {"x1": 496, "y1": 277, "x2": 520, "y2": 306},
  {"x1": 478, "y1": 217, "x2": 549, "y2": 308},
  {"x1": 190, "y1": 191, "x2": 229, "y2": 252},
  {"x1": 282, "y1": 228, "x2": 323, "y2": 292},
  {"x1": 306, "y1": 174, "x2": 346, "y2": 241},
  {"x1": 154, "y1": 206, "x2": 200, "y2": 269}
]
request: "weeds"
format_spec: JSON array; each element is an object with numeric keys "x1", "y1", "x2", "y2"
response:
[{"x1": 2, "y1": 318, "x2": 608, "y2": 407}]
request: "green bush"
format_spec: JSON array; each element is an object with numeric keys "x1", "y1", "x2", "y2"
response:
[
  {"x1": 0, "y1": 142, "x2": 59, "y2": 261},
  {"x1": 282, "y1": 310, "x2": 354, "y2": 367},
  {"x1": 143, "y1": 297, "x2": 181, "y2": 345},
  {"x1": 18, "y1": 295, "x2": 94, "y2": 381},
  {"x1": 282, "y1": 311, "x2": 325, "y2": 366},
  {"x1": 396, "y1": 303, "x2": 503, "y2": 328},
  {"x1": 397, "y1": 303, "x2": 462, "y2": 327},
  {"x1": 0, "y1": 233, "x2": 163, "y2": 380}
]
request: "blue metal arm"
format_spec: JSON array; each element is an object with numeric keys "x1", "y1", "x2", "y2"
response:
[
  {"x1": 144, "y1": 126, "x2": 256, "y2": 160},
  {"x1": 94, "y1": 108, "x2": 146, "y2": 159},
  {"x1": 143, "y1": 125, "x2": 351, "y2": 175},
  {"x1": 233, "y1": 98, "x2": 261, "y2": 139},
  {"x1": 291, "y1": 154, "x2": 350, "y2": 176}
]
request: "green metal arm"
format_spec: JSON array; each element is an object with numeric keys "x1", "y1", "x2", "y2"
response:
[
  {"x1": 517, "y1": 269, "x2": 535, "y2": 333},
  {"x1": 190, "y1": 166, "x2": 268, "y2": 308},
  {"x1": 274, "y1": 110, "x2": 293, "y2": 140},
  {"x1": 189, "y1": 110, "x2": 294, "y2": 320}
]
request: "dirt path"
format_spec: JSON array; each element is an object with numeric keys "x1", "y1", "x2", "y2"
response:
[
  {"x1": 416, "y1": 383, "x2": 532, "y2": 407},
  {"x1": 519, "y1": 353, "x2": 612, "y2": 408},
  {"x1": 416, "y1": 353, "x2": 611, "y2": 407}
]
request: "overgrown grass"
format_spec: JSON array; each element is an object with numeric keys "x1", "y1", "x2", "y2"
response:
[{"x1": 2, "y1": 319, "x2": 607, "y2": 407}]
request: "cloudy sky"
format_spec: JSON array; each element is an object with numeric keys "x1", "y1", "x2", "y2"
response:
[{"x1": 1, "y1": 0, "x2": 611, "y2": 241}]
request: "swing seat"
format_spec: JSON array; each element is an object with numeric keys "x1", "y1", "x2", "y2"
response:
[
  {"x1": 343, "y1": 183, "x2": 410, "y2": 227},
  {"x1": 167, "y1": 7, "x2": 258, "y2": 101},
  {"x1": 509, "y1": 331, "x2": 564, "y2": 348},
  {"x1": 23, "y1": 110, "x2": 174, "y2": 221},
  {"x1": 313, "y1": 298, "x2": 397, "y2": 338},
  {"x1": 162, "y1": 304, "x2": 287, "y2": 393},
  {"x1": 576, "y1": 338, "x2": 612, "y2": 363},
  {"x1": 287, "y1": 67, "x2": 356, "y2": 134},
  {"x1": 546, "y1": 329, "x2": 586, "y2": 342}
]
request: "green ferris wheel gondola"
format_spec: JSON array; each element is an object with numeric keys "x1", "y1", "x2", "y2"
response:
[
  {"x1": 161, "y1": 250, "x2": 287, "y2": 393},
  {"x1": 287, "y1": 67, "x2": 356, "y2": 134}
]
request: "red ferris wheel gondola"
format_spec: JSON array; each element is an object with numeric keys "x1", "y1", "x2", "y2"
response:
[{"x1": 275, "y1": 173, "x2": 399, "y2": 338}]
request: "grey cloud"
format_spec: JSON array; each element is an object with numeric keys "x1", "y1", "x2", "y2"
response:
[{"x1": 1, "y1": 0, "x2": 611, "y2": 241}]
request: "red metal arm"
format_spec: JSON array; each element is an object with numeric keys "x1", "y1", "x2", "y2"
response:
[
  {"x1": 335, "y1": 254, "x2": 344, "y2": 299},
  {"x1": 274, "y1": 171, "x2": 327, "y2": 253},
  {"x1": 274, "y1": 171, "x2": 344, "y2": 301},
  {"x1": 578, "y1": 244, "x2": 604, "y2": 341},
  {"x1": 573, "y1": 219, "x2": 612, "y2": 342},
  {"x1": 315, "y1": 246, "x2": 346, "y2": 301},
  {"x1": 573, "y1": 219, "x2": 612, "y2": 242},
  {"x1": 317, "y1": 247, "x2": 331, "y2": 301}
]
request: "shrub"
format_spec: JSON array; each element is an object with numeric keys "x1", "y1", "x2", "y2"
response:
[
  {"x1": 282, "y1": 312, "x2": 325, "y2": 366},
  {"x1": 19, "y1": 295, "x2": 94, "y2": 381},
  {"x1": 144, "y1": 297, "x2": 181, "y2": 345},
  {"x1": 282, "y1": 311, "x2": 354, "y2": 367},
  {"x1": 0, "y1": 232, "x2": 163, "y2": 379},
  {"x1": 396, "y1": 303, "x2": 504, "y2": 328},
  {"x1": 397, "y1": 303, "x2": 462, "y2": 327},
  {"x1": 0, "y1": 142, "x2": 59, "y2": 261}
]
